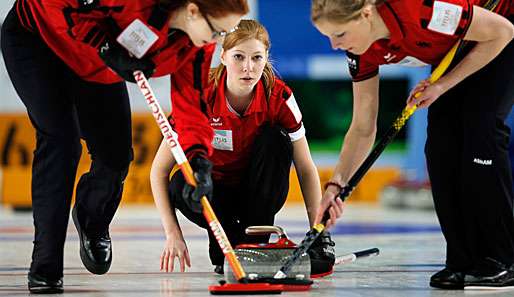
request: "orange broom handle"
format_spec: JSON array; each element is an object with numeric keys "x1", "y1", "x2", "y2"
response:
[
  {"x1": 180, "y1": 160, "x2": 247, "y2": 281},
  {"x1": 134, "y1": 71, "x2": 247, "y2": 281}
]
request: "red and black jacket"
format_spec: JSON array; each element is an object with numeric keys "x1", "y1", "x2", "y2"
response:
[
  {"x1": 348, "y1": 0, "x2": 513, "y2": 82},
  {"x1": 199, "y1": 71, "x2": 305, "y2": 184},
  {"x1": 15, "y1": 0, "x2": 215, "y2": 157}
]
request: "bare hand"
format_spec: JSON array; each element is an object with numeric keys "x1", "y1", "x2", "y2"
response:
[
  {"x1": 160, "y1": 236, "x2": 191, "y2": 272},
  {"x1": 406, "y1": 79, "x2": 445, "y2": 108},
  {"x1": 314, "y1": 185, "x2": 346, "y2": 229}
]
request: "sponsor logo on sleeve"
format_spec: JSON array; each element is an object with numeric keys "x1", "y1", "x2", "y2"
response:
[
  {"x1": 346, "y1": 52, "x2": 361, "y2": 77},
  {"x1": 428, "y1": 1, "x2": 463, "y2": 35}
]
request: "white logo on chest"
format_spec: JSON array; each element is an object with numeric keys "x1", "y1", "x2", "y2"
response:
[
  {"x1": 210, "y1": 117, "x2": 223, "y2": 127},
  {"x1": 384, "y1": 53, "x2": 397, "y2": 63}
]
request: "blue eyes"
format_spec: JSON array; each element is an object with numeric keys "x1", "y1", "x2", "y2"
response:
[{"x1": 233, "y1": 54, "x2": 264, "y2": 61}]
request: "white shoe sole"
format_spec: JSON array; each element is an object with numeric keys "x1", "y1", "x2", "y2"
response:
[{"x1": 465, "y1": 285, "x2": 514, "y2": 290}]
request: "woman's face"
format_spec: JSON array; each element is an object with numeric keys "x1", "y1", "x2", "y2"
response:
[
  {"x1": 183, "y1": 4, "x2": 243, "y2": 47},
  {"x1": 221, "y1": 38, "x2": 267, "y2": 94},
  {"x1": 314, "y1": 15, "x2": 374, "y2": 55}
]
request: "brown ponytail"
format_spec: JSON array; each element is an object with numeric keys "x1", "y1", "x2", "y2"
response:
[
  {"x1": 209, "y1": 19, "x2": 276, "y2": 100},
  {"x1": 160, "y1": 0, "x2": 249, "y2": 18}
]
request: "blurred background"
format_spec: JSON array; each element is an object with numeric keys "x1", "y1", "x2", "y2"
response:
[{"x1": 0, "y1": 0, "x2": 511, "y2": 212}]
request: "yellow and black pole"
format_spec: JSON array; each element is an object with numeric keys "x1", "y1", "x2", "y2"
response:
[
  {"x1": 276, "y1": 0, "x2": 500, "y2": 271},
  {"x1": 274, "y1": 40, "x2": 461, "y2": 278}
]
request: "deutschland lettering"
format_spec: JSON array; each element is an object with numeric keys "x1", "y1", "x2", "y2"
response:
[{"x1": 136, "y1": 72, "x2": 178, "y2": 148}]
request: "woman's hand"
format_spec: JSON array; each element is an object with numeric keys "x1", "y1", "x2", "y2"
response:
[
  {"x1": 314, "y1": 184, "x2": 346, "y2": 229},
  {"x1": 160, "y1": 235, "x2": 191, "y2": 272},
  {"x1": 406, "y1": 79, "x2": 446, "y2": 108}
]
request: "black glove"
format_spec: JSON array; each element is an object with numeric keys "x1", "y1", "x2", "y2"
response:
[
  {"x1": 182, "y1": 156, "x2": 213, "y2": 213},
  {"x1": 308, "y1": 231, "x2": 336, "y2": 276},
  {"x1": 98, "y1": 39, "x2": 155, "y2": 83}
]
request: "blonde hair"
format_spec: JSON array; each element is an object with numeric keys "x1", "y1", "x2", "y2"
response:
[
  {"x1": 209, "y1": 19, "x2": 275, "y2": 100},
  {"x1": 311, "y1": 0, "x2": 384, "y2": 24}
]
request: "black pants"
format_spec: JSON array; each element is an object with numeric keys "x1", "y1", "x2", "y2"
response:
[
  {"x1": 1, "y1": 8, "x2": 133, "y2": 279},
  {"x1": 169, "y1": 124, "x2": 293, "y2": 265},
  {"x1": 425, "y1": 30, "x2": 514, "y2": 271}
]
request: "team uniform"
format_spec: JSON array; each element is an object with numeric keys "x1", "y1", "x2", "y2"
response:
[
  {"x1": 348, "y1": 0, "x2": 514, "y2": 274},
  {"x1": 168, "y1": 71, "x2": 305, "y2": 265},
  {"x1": 1, "y1": 0, "x2": 214, "y2": 281}
]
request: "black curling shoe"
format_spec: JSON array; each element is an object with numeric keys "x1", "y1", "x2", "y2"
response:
[
  {"x1": 72, "y1": 207, "x2": 112, "y2": 275},
  {"x1": 465, "y1": 258, "x2": 514, "y2": 290},
  {"x1": 28, "y1": 273, "x2": 63, "y2": 294},
  {"x1": 430, "y1": 267, "x2": 465, "y2": 289}
]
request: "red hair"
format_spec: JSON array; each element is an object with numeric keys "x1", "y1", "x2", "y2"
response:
[
  {"x1": 209, "y1": 20, "x2": 276, "y2": 100},
  {"x1": 160, "y1": 0, "x2": 249, "y2": 18}
]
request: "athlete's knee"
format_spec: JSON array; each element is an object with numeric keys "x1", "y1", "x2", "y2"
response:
[
  {"x1": 36, "y1": 133, "x2": 82, "y2": 165},
  {"x1": 91, "y1": 149, "x2": 133, "y2": 183},
  {"x1": 259, "y1": 123, "x2": 290, "y2": 142},
  {"x1": 255, "y1": 123, "x2": 292, "y2": 156}
]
